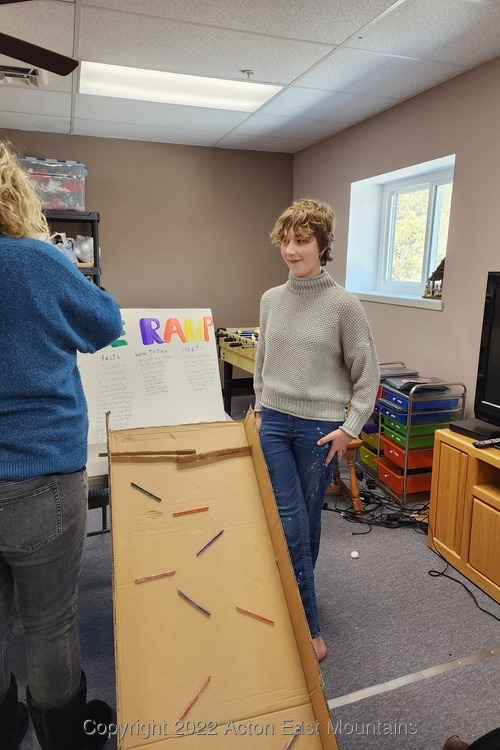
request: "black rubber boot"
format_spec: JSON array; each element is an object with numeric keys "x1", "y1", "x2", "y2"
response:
[
  {"x1": 27, "y1": 671, "x2": 112, "y2": 750},
  {"x1": 0, "y1": 674, "x2": 29, "y2": 750}
]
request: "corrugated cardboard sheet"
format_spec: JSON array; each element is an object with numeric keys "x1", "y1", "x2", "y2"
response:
[{"x1": 108, "y1": 411, "x2": 337, "y2": 749}]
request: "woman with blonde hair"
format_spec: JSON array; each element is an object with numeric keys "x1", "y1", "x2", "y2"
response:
[{"x1": 0, "y1": 140, "x2": 122, "y2": 750}]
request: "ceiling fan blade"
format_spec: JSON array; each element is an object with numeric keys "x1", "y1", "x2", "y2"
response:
[
  {"x1": 0, "y1": 1, "x2": 29, "y2": 4},
  {"x1": 0, "y1": 32, "x2": 78, "y2": 75}
]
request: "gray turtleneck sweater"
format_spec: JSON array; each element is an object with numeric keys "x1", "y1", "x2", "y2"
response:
[{"x1": 253, "y1": 269, "x2": 380, "y2": 438}]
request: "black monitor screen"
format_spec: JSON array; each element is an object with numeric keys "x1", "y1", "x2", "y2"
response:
[{"x1": 475, "y1": 272, "x2": 500, "y2": 427}]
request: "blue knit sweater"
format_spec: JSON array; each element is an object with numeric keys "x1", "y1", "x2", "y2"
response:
[{"x1": 0, "y1": 235, "x2": 122, "y2": 480}]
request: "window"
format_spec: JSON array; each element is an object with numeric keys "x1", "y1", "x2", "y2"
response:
[
  {"x1": 346, "y1": 155, "x2": 455, "y2": 310},
  {"x1": 377, "y1": 170, "x2": 453, "y2": 295}
]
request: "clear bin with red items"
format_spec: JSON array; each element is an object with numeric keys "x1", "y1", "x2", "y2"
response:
[{"x1": 19, "y1": 157, "x2": 87, "y2": 211}]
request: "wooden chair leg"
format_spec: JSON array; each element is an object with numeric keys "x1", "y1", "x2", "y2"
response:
[{"x1": 327, "y1": 438, "x2": 364, "y2": 514}]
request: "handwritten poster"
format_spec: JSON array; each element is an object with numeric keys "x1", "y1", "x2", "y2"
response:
[{"x1": 78, "y1": 308, "x2": 226, "y2": 444}]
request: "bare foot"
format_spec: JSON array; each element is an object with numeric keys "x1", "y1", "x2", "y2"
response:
[{"x1": 312, "y1": 636, "x2": 327, "y2": 662}]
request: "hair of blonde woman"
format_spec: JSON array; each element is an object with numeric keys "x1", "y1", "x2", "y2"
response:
[
  {"x1": 270, "y1": 198, "x2": 335, "y2": 266},
  {"x1": 0, "y1": 141, "x2": 49, "y2": 238}
]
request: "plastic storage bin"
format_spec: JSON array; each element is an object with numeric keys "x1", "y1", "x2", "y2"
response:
[
  {"x1": 382, "y1": 424, "x2": 435, "y2": 449},
  {"x1": 381, "y1": 388, "x2": 459, "y2": 412},
  {"x1": 375, "y1": 456, "x2": 432, "y2": 494},
  {"x1": 19, "y1": 157, "x2": 87, "y2": 211},
  {"x1": 381, "y1": 414, "x2": 449, "y2": 437},
  {"x1": 380, "y1": 434, "x2": 433, "y2": 470},
  {"x1": 378, "y1": 400, "x2": 455, "y2": 425},
  {"x1": 359, "y1": 443, "x2": 378, "y2": 469}
]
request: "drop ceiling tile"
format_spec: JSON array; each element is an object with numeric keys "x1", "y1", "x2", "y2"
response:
[
  {"x1": 347, "y1": 0, "x2": 500, "y2": 67},
  {"x1": 75, "y1": 94, "x2": 250, "y2": 130},
  {"x1": 232, "y1": 113, "x2": 352, "y2": 140},
  {"x1": 81, "y1": 0, "x2": 397, "y2": 45},
  {"x1": 259, "y1": 86, "x2": 400, "y2": 122},
  {"x1": 0, "y1": 111, "x2": 70, "y2": 134},
  {"x1": 78, "y1": 6, "x2": 333, "y2": 84},
  {"x1": 0, "y1": 1, "x2": 75, "y2": 57},
  {"x1": 215, "y1": 132, "x2": 317, "y2": 153},
  {"x1": 0, "y1": 87, "x2": 71, "y2": 117},
  {"x1": 298, "y1": 47, "x2": 465, "y2": 99},
  {"x1": 73, "y1": 118, "x2": 227, "y2": 146}
]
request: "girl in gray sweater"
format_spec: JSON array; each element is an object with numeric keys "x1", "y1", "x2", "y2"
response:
[{"x1": 254, "y1": 199, "x2": 379, "y2": 661}]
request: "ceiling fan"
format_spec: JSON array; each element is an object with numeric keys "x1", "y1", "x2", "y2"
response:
[{"x1": 0, "y1": 0, "x2": 79, "y2": 76}]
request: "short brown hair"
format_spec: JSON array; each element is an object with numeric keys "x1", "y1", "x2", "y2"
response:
[{"x1": 270, "y1": 198, "x2": 335, "y2": 266}]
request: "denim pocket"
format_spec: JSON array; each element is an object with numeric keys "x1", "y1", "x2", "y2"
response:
[{"x1": 0, "y1": 479, "x2": 62, "y2": 553}]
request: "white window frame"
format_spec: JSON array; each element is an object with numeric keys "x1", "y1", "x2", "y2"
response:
[
  {"x1": 345, "y1": 155, "x2": 455, "y2": 311},
  {"x1": 376, "y1": 168, "x2": 453, "y2": 296}
]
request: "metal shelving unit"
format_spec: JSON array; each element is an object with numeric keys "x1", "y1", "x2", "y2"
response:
[{"x1": 44, "y1": 210, "x2": 101, "y2": 286}]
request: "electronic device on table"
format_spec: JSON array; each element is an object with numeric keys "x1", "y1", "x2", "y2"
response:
[{"x1": 450, "y1": 271, "x2": 500, "y2": 440}]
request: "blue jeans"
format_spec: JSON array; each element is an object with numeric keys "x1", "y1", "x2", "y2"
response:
[
  {"x1": 260, "y1": 407, "x2": 339, "y2": 638},
  {"x1": 0, "y1": 470, "x2": 87, "y2": 706}
]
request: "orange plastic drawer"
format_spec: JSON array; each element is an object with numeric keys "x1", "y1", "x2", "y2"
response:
[
  {"x1": 375, "y1": 456, "x2": 432, "y2": 494},
  {"x1": 380, "y1": 435, "x2": 434, "y2": 470}
]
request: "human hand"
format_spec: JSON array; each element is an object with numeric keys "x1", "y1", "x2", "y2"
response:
[
  {"x1": 255, "y1": 411, "x2": 262, "y2": 435},
  {"x1": 317, "y1": 428, "x2": 352, "y2": 466}
]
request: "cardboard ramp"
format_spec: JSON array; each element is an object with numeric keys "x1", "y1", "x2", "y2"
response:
[{"x1": 108, "y1": 411, "x2": 338, "y2": 749}]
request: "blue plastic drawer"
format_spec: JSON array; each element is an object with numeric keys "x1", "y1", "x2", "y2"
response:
[
  {"x1": 381, "y1": 388, "x2": 459, "y2": 412},
  {"x1": 378, "y1": 402, "x2": 454, "y2": 425}
]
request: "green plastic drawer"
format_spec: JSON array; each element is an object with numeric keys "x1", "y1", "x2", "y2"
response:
[
  {"x1": 381, "y1": 415, "x2": 448, "y2": 437},
  {"x1": 382, "y1": 425, "x2": 435, "y2": 449}
]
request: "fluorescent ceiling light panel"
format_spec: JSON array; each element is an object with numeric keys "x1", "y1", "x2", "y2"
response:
[{"x1": 79, "y1": 62, "x2": 282, "y2": 112}]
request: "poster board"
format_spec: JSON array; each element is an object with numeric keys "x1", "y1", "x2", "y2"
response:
[{"x1": 78, "y1": 308, "x2": 225, "y2": 445}]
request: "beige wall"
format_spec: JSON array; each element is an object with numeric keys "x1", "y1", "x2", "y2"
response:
[
  {"x1": 294, "y1": 56, "x2": 500, "y2": 418},
  {"x1": 2, "y1": 130, "x2": 292, "y2": 332}
]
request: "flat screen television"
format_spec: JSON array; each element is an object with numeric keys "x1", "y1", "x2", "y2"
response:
[
  {"x1": 450, "y1": 271, "x2": 500, "y2": 439},
  {"x1": 474, "y1": 271, "x2": 500, "y2": 431}
]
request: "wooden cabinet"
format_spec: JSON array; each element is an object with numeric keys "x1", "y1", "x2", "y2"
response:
[{"x1": 429, "y1": 429, "x2": 500, "y2": 602}]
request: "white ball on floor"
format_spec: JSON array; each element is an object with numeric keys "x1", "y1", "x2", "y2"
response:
[{"x1": 350, "y1": 550, "x2": 359, "y2": 559}]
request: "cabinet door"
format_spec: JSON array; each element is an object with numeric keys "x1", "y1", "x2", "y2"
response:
[
  {"x1": 469, "y1": 498, "x2": 500, "y2": 587},
  {"x1": 433, "y1": 443, "x2": 468, "y2": 553}
]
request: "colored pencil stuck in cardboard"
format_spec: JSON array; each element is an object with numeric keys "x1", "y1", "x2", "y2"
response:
[
  {"x1": 130, "y1": 482, "x2": 162, "y2": 502},
  {"x1": 178, "y1": 675, "x2": 211, "y2": 721},
  {"x1": 173, "y1": 506, "x2": 209, "y2": 517},
  {"x1": 178, "y1": 590, "x2": 211, "y2": 617},
  {"x1": 135, "y1": 570, "x2": 176, "y2": 584},
  {"x1": 196, "y1": 529, "x2": 224, "y2": 556},
  {"x1": 236, "y1": 606, "x2": 275, "y2": 625}
]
